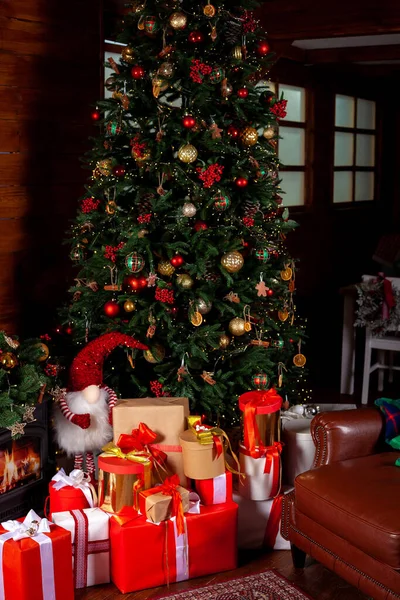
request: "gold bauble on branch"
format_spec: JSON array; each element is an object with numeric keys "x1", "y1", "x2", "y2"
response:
[
  {"x1": 178, "y1": 144, "x2": 198, "y2": 164},
  {"x1": 196, "y1": 298, "x2": 212, "y2": 314},
  {"x1": 121, "y1": 46, "x2": 136, "y2": 64},
  {"x1": 35, "y1": 343, "x2": 49, "y2": 362},
  {"x1": 176, "y1": 274, "x2": 194, "y2": 289},
  {"x1": 240, "y1": 126, "x2": 259, "y2": 147},
  {"x1": 158, "y1": 260, "x2": 175, "y2": 277},
  {"x1": 158, "y1": 62, "x2": 175, "y2": 79},
  {"x1": 219, "y1": 334, "x2": 231, "y2": 349},
  {"x1": 124, "y1": 300, "x2": 136, "y2": 312},
  {"x1": 169, "y1": 11, "x2": 187, "y2": 30},
  {"x1": 229, "y1": 318, "x2": 246, "y2": 336},
  {"x1": 143, "y1": 343, "x2": 165, "y2": 364},
  {"x1": 263, "y1": 126, "x2": 275, "y2": 139},
  {"x1": 221, "y1": 251, "x2": 244, "y2": 273},
  {"x1": 1, "y1": 352, "x2": 18, "y2": 369},
  {"x1": 97, "y1": 158, "x2": 114, "y2": 176}
]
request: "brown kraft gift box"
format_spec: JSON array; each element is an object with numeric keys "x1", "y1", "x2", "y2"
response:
[{"x1": 112, "y1": 397, "x2": 189, "y2": 486}]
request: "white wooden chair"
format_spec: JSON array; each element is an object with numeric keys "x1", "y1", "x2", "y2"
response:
[{"x1": 361, "y1": 275, "x2": 400, "y2": 405}]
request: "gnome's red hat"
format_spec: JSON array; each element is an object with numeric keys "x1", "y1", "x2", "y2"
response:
[{"x1": 68, "y1": 332, "x2": 148, "y2": 392}]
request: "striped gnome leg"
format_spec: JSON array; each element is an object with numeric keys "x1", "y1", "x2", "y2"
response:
[
  {"x1": 85, "y1": 452, "x2": 95, "y2": 474},
  {"x1": 102, "y1": 385, "x2": 118, "y2": 425},
  {"x1": 74, "y1": 453, "x2": 84, "y2": 470}
]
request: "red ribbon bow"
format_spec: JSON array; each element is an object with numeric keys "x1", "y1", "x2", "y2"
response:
[
  {"x1": 378, "y1": 273, "x2": 395, "y2": 320},
  {"x1": 159, "y1": 474, "x2": 185, "y2": 536},
  {"x1": 242, "y1": 389, "x2": 283, "y2": 457},
  {"x1": 117, "y1": 422, "x2": 167, "y2": 468},
  {"x1": 263, "y1": 441, "x2": 283, "y2": 474}
]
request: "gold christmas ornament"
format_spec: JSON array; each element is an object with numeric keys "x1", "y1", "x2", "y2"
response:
[
  {"x1": 232, "y1": 45, "x2": 243, "y2": 60},
  {"x1": 263, "y1": 126, "x2": 275, "y2": 139},
  {"x1": 158, "y1": 62, "x2": 175, "y2": 79},
  {"x1": 124, "y1": 300, "x2": 136, "y2": 312},
  {"x1": 176, "y1": 274, "x2": 194, "y2": 289},
  {"x1": 97, "y1": 159, "x2": 114, "y2": 176},
  {"x1": 203, "y1": 4, "x2": 216, "y2": 17},
  {"x1": 1, "y1": 352, "x2": 18, "y2": 369},
  {"x1": 229, "y1": 318, "x2": 246, "y2": 336},
  {"x1": 138, "y1": 16, "x2": 145, "y2": 30},
  {"x1": 182, "y1": 202, "x2": 197, "y2": 217},
  {"x1": 196, "y1": 298, "x2": 212, "y2": 314},
  {"x1": 36, "y1": 343, "x2": 49, "y2": 362},
  {"x1": 240, "y1": 126, "x2": 258, "y2": 147},
  {"x1": 106, "y1": 200, "x2": 117, "y2": 215},
  {"x1": 293, "y1": 353, "x2": 307, "y2": 368},
  {"x1": 152, "y1": 75, "x2": 169, "y2": 98},
  {"x1": 138, "y1": 229, "x2": 149, "y2": 238},
  {"x1": 132, "y1": 147, "x2": 151, "y2": 164},
  {"x1": 278, "y1": 309, "x2": 289, "y2": 322},
  {"x1": 158, "y1": 260, "x2": 175, "y2": 277},
  {"x1": 169, "y1": 11, "x2": 187, "y2": 30},
  {"x1": 178, "y1": 144, "x2": 198, "y2": 164},
  {"x1": 130, "y1": 1, "x2": 145, "y2": 11},
  {"x1": 191, "y1": 311, "x2": 203, "y2": 327},
  {"x1": 281, "y1": 267, "x2": 293, "y2": 281},
  {"x1": 121, "y1": 46, "x2": 136, "y2": 64},
  {"x1": 219, "y1": 334, "x2": 231, "y2": 349},
  {"x1": 143, "y1": 343, "x2": 165, "y2": 363},
  {"x1": 221, "y1": 251, "x2": 244, "y2": 273}
]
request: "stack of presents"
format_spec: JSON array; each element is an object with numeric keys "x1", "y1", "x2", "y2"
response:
[{"x1": 0, "y1": 390, "x2": 292, "y2": 598}]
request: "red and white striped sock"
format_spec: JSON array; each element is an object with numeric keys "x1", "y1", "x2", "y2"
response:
[
  {"x1": 74, "y1": 453, "x2": 83, "y2": 470},
  {"x1": 102, "y1": 385, "x2": 118, "y2": 411},
  {"x1": 59, "y1": 390, "x2": 75, "y2": 422},
  {"x1": 86, "y1": 452, "x2": 95, "y2": 474}
]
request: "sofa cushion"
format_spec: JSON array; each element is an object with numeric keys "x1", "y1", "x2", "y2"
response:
[{"x1": 295, "y1": 452, "x2": 400, "y2": 569}]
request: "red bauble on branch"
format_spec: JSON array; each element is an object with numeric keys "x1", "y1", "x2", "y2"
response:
[
  {"x1": 227, "y1": 125, "x2": 240, "y2": 139},
  {"x1": 237, "y1": 87, "x2": 249, "y2": 99},
  {"x1": 194, "y1": 220, "x2": 208, "y2": 231},
  {"x1": 188, "y1": 31, "x2": 204, "y2": 43},
  {"x1": 257, "y1": 41, "x2": 270, "y2": 56},
  {"x1": 170, "y1": 254, "x2": 185, "y2": 267},
  {"x1": 182, "y1": 115, "x2": 196, "y2": 129},
  {"x1": 91, "y1": 110, "x2": 101, "y2": 121},
  {"x1": 125, "y1": 276, "x2": 141, "y2": 291},
  {"x1": 235, "y1": 177, "x2": 249, "y2": 188},
  {"x1": 131, "y1": 65, "x2": 145, "y2": 79},
  {"x1": 267, "y1": 289, "x2": 274, "y2": 297},
  {"x1": 113, "y1": 165, "x2": 126, "y2": 177},
  {"x1": 103, "y1": 300, "x2": 120, "y2": 317},
  {"x1": 138, "y1": 276, "x2": 148, "y2": 288}
]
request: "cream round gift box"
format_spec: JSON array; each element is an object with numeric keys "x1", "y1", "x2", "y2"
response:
[
  {"x1": 179, "y1": 429, "x2": 225, "y2": 480},
  {"x1": 239, "y1": 444, "x2": 280, "y2": 501}
]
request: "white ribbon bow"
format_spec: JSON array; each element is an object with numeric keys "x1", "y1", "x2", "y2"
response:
[
  {"x1": 1, "y1": 509, "x2": 51, "y2": 541},
  {"x1": 52, "y1": 468, "x2": 97, "y2": 508}
]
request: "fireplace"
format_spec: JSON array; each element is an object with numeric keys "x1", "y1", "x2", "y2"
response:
[{"x1": 0, "y1": 402, "x2": 51, "y2": 521}]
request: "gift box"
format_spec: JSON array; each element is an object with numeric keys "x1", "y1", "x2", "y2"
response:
[
  {"x1": 110, "y1": 502, "x2": 238, "y2": 593},
  {"x1": 113, "y1": 397, "x2": 189, "y2": 485},
  {"x1": 239, "y1": 389, "x2": 282, "y2": 450},
  {"x1": 52, "y1": 508, "x2": 110, "y2": 589},
  {"x1": 239, "y1": 442, "x2": 282, "y2": 501},
  {"x1": 233, "y1": 487, "x2": 293, "y2": 550},
  {"x1": 194, "y1": 471, "x2": 233, "y2": 505},
  {"x1": 180, "y1": 416, "x2": 226, "y2": 480},
  {"x1": 98, "y1": 452, "x2": 152, "y2": 513},
  {"x1": 139, "y1": 475, "x2": 190, "y2": 524},
  {"x1": 0, "y1": 510, "x2": 74, "y2": 600},
  {"x1": 47, "y1": 469, "x2": 97, "y2": 518}
]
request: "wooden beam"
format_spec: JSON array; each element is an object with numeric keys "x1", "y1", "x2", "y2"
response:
[
  {"x1": 305, "y1": 44, "x2": 400, "y2": 64},
  {"x1": 270, "y1": 41, "x2": 306, "y2": 63}
]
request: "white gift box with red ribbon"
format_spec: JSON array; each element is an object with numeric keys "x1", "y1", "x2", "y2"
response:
[
  {"x1": 233, "y1": 487, "x2": 293, "y2": 550},
  {"x1": 52, "y1": 508, "x2": 110, "y2": 589},
  {"x1": 239, "y1": 442, "x2": 283, "y2": 501}
]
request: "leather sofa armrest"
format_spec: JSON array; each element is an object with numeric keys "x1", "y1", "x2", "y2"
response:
[
  {"x1": 311, "y1": 407, "x2": 384, "y2": 467},
  {"x1": 281, "y1": 489, "x2": 295, "y2": 540}
]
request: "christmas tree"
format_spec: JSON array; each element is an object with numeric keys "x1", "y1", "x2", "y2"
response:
[{"x1": 63, "y1": 0, "x2": 307, "y2": 424}]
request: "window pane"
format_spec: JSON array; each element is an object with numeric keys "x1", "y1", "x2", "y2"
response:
[
  {"x1": 334, "y1": 171, "x2": 353, "y2": 203},
  {"x1": 104, "y1": 50, "x2": 121, "y2": 98},
  {"x1": 356, "y1": 134, "x2": 375, "y2": 167},
  {"x1": 279, "y1": 172, "x2": 305, "y2": 206},
  {"x1": 355, "y1": 172, "x2": 374, "y2": 201},
  {"x1": 335, "y1": 95, "x2": 355, "y2": 128},
  {"x1": 279, "y1": 84, "x2": 305, "y2": 122},
  {"x1": 357, "y1": 99, "x2": 376, "y2": 130},
  {"x1": 279, "y1": 127, "x2": 305, "y2": 166},
  {"x1": 334, "y1": 132, "x2": 354, "y2": 166}
]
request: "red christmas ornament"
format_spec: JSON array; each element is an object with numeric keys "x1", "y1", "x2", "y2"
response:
[
  {"x1": 289, "y1": 338, "x2": 294, "y2": 343},
  {"x1": 227, "y1": 125, "x2": 240, "y2": 138},
  {"x1": 169, "y1": 307, "x2": 179, "y2": 317},
  {"x1": 113, "y1": 165, "x2": 126, "y2": 177},
  {"x1": 188, "y1": 31, "x2": 204, "y2": 43},
  {"x1": 194, "y1": 220, "x2": 208, "y2": 231},
  {"x1": 237, "y1": 87, "x2": 249, "y2": 99},
  {"x1": 235, "y1": 177, "x2": 249, "y2": 188},
  {"x1": 91, "y1": 110, "x2": 101, "y2": 121},
  {"x1": 138, "y1": 276, "x2": 148, "y2": 288},
  {"x1": 103, "y1": 300, "x2": 120, "y2": 317},
  {"x1": 64, "y1": 326, "x2": 73, "y2": 335},
  {"x1": 267, "y1": 289, "x2": 274, "y2": 297},
  {"x1": 170, "y1": 254, "x2": 185, "y2": 267},
  {"x1": 257, "y1": 41, "x2": 270, "y2": 56},
  {"x1": 182, "y1": 115, "x2": 196, "y2": 129},
  {"x1": 131, "y1": 65, "x2": 145, "y2": 79},
  {"x1": 125, "y1": 276, "x2": 141, "y2": 291}
]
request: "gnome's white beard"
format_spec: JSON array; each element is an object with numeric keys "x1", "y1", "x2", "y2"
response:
[{"x1": 54, "y1": 388, "x2": 113, "y2": 455}]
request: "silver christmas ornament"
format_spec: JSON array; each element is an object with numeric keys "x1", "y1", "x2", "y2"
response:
[
  {"x1": 182, "y1": 202, "x2": 197, "y2": 217},
  {"x1": 196, "y1": 298, "x2": 212, "y2": 315}
]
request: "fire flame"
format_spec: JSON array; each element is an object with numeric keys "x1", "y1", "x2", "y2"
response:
[{"x1": 0, "y1": 440, "x2": 41, "y2": 494}]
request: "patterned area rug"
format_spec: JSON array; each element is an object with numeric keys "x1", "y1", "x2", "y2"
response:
[{"x1": 156, "y1": 570, "x2": 312, "y2": 599}]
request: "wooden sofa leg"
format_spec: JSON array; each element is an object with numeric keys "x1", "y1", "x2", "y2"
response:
[{"x1": 291, "y1": 543, "x2": 306, "y2": 568}]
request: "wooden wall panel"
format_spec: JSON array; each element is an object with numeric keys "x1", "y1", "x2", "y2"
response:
[{"x1": 0, "y1": 0, "x2": 101, "y2": 334}]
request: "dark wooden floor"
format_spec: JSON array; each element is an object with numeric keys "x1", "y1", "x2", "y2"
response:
[{"x1": 75, "y1": 549, "x2": 368, "y2": 600}]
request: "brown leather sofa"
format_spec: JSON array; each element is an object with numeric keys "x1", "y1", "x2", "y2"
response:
[{"x1": 282, "y1": 408, "x2": 400, "y2": 600}]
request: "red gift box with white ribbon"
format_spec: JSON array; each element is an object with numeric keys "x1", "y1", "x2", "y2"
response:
[
  {"x1": 0, "y1": 510, "x2": 74, "y2": 600},
  {"x1": 194, "y1": 471, "x2": 233, "y2": 505}
]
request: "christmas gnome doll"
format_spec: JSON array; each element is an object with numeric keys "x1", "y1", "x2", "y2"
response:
[{"x1": 54, "y1": 332, "x2": 147, "y2": 478}]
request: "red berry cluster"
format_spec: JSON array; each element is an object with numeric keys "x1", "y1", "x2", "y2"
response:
[
  {"x1": 138, "y1": 213, "x2": 152, "y2": 224},
  {"x1": 190, "y1": 59, "x2": 212, "y2": 83},
  {"x1": 131, "y1": 134, "x2": 147, "y2": 158},
  {"x1": 197, "y1": 163, "x2": 224, "y2": 188},
  {"x1": 243, "y1": 216, "x2": 255, "y2": 227},
  {"x1": 40, "y1": 334, "x2": 51, "y2": 341},
  {"x1": 150, "y1": 380, "x2": 164, "y2": 397},
  {"x1": 155, "y1": 287, "x2": 175, "y2": 304},
  {"x1": 81, "y1": 197, "x2": 101, "y2": 214},
  {"x1": 242, "y1": 10, "x2": 257, "y2": 33},
  {"x1": 44, "y1": 364, "x2": 58, "y2": 377},
  {"x1": 270, "y1": 99, "x2": 288, "y2": 120},
  {"x1": 104, "y1": 241, "x2": 125, "y2": 262}
]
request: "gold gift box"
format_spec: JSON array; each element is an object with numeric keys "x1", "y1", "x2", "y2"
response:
[
  {"x1": 98, "y1": 454, "x2": 152, "y2": 514},
  {"x1": 139, "y1": 484, "x2": 190, "y2": 524}
]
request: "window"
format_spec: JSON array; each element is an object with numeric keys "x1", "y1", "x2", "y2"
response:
[
  {"x1": 104, "y1": 46, "x2": 123, "y2": 98},
  {"x1": 333, "y1": 95, "x2": 376, "y2": 203},
  {"x1": 271, "y1": 83, "x2": 309, "y2": 208}
]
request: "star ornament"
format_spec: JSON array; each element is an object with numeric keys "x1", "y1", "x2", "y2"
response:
[
  {"x1": 23, "y1": 406, "x2": 37, "y2": 423},
  {"x1": 8, "y1": 421, "x2": 26, "y2": 437},
  {"x1": 210, "y1": 123, "x2": 223, "y2": 139}
]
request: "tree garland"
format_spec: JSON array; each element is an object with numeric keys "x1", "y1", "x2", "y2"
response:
[{"x1": 355, "y1": 278, "x2": 400, "y2": 336}]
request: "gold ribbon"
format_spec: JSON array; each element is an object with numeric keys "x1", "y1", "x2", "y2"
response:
[{"x1": 101, "y1": 442, "x2": 152, "y2": 465}]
